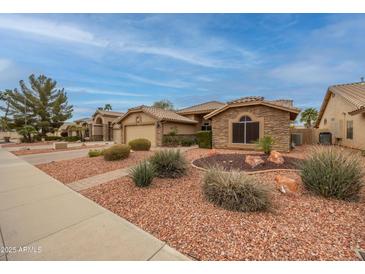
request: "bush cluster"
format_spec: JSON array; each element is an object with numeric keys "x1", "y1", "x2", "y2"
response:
[
  {"x1": 88, "y1": 149, "x2": 105, "y2": 157},
  {"x1": 299, "y1": 146, "x2": 364, "y2": 200},
  {"x1": 162, "y1": 135, "x2": 195, "y2": 147},
  {"x1": 130, "y1": 161, "x2": 155, "y2": 187},
  {"x1": 62, "y1": 136, "x2": 80, "y2": 142},
  {"x1": 202, "y1": 166, "x2": 272, "y2": 212},
  {"x1": 196, "y1": 131, "x2": 212, "y2": 148},
  {"x1": 45, "y1": 136, "x2": 62, "y2": 141},
  {"x1": 103, "y1": 144, "x2": 130, "y2": 161},
  {"x1": 149, "y1": 149, "x2": 187, "y2": 178},
  {"x1": 128, "y1": 138, "x2": 151, "y2": 151}
]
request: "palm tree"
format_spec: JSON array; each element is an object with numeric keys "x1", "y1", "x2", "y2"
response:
[
  {"x1": 152, "y1": 100, "x2": 174, "y2": 110},
  {"x1": 104, "y1": 104, "x2": 112, "y2": 111},
  {"x1": 300, "y1": 108, "x2": 318, "y2": 128},
  {"x1": 17, "y1": 125, "x2": 38, "y2": 143}
]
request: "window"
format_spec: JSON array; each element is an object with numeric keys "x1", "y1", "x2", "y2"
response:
[
  {"x1": 346, "y1": 120, "x2": 353, "y2": 139},
  {"x1": 232, "y1": 115, "x2": 259, "y2": 144},
  {"x1": 201, "y1": 122, "x2": 211, "y2": 131}
]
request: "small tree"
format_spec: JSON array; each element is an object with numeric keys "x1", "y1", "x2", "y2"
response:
[
  {"x1": 103, "y1": 104, "x2": 112, "y2": 111},
  {"x1": 300, "y1": 108, "x2": 318, "y2": 128},
  {"x1": 152, "y1": 100, "x2": 174, "y2": 110},
  {"x1": 0, "y1": 90, "x2": 11, "y2": 131},
  {"x1": 256, "y1": 135, "x2": 274, "y2": 155},
  {"x1": 17, "y1": 125, "x2": 38, "y2": 143}
]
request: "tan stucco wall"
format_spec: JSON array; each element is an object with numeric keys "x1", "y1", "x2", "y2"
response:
[
  {"x1": 162, "y1": 122, "x2": 197, "y2": 135},
  {"x1": 120, "y1": 111, "x2": 158, "y2": 144},
  {"x1": 318, "y1": 92, "x2": 365, "y2": 149},
  {"x1": 112, "y1": 124, "x2": 122, "y2": 144},
  {"x1": 211, "y1": 105, "x2": 291, "y2": 152},
  {"x1": 180, "y1": 113, "x2": 211, "y2": 131}
]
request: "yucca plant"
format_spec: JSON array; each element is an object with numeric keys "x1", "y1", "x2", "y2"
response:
[
  {"x1": 256, "y1": 135, "x2": 274, "y2": 154},
  {"x1": 299, "y1": 146, "x2": 364, "y2": 200},
  {"x1": 130, "y1": 161, "x2": 155, "y2": 187},
  {"x1": 149, "y1": 149, "x2": 187, "y2": 178},
  {"x1": 202, "y1": 166, "x2": 272, "y2": 212}
]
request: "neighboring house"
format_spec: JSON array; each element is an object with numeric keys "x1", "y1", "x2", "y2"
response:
[
  {"x1": 204, "y1": 97, "x2": 300, "y2": 152},
  {"x1": 113, "y1": 105, "x2": 198, "y2": 147},
  {"x1": 315, "y1": 81, "x2": 365, "y2": 150},
  {"x1": 90, "y1": 110, "x2": 124, "y2": 141},
  {"x1": 176, "y1": 101, "x2": 225, "y2": 131}
]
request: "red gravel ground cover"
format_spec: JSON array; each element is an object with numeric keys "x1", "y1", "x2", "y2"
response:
[
  {"x1": 12, "y1": 144, "x2": 107, "y2": 156},
  {"x1": 81, "y1": 148, "x2": 365, "y2": 260},
  {"x1": 36, "y1": 151, "x2": 153, "y2": 184}
]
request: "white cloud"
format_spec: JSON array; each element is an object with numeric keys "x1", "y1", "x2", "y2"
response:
[
  {"x1": 122, "y1": 73, "x2": 189, "y2": 88},
  {"x1": 67, "y1": 86, "x2": 147, "y2": 97},
  {"x1": 0, "y1": 58, "x2": 12, "y2": 72},
  {"x1": 0, "y1": 15, "x2": 106, "y2": 47}
]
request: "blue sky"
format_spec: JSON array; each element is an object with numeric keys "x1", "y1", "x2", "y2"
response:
[{"x1": 0, "y1": 14, "x2": 364, "y2": 120}]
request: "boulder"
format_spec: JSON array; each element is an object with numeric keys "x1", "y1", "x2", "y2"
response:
[
  {"x1": 268, "y1": 150, "x2": 284, "y2": 165},
  {"x1": 245, "y1": 155, "x2": 264, "y2": 168},
  {"x1": 274, "y1": 175, "x2": 299, "y2": 193}
]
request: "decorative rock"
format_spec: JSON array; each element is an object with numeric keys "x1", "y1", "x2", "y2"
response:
[
  {"x1": 245, "y1": 155, "x2": 264, "y2": 168},
  {"x1": 329, "y1": 208, "x2": 335, "y2": 214},
  {"x1": 268, "y1": 150, "x2": 284, "y2": 165},
  {"x1": 274, "y1": 175, "x2": 299, "y2": 193}
]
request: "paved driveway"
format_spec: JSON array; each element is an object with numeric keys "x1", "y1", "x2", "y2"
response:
[{"x1": 0, "y1": 148, "x2": 189, "y2": 260}]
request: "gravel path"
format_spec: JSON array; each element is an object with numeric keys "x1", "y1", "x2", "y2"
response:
[
  {"x1": 81, "y1": 148, "x2": 365, "y2": 260},
  {"x1": 36, "y1": 151, "x2": 153, "y2": 184}
]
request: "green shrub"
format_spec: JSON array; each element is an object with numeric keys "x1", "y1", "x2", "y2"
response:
[
  {"x1": 299, "y1": 146, "x2": 364, "y2": 200},
  {"x1": 202, "y1": 166, "x2": 272, "y2": 212},
  {"x1": 149, "y1": 149, "x2": 187, "y2": 178},
  {"x1": 128, "y1": 138, "x2": 151, "y2": 151},
  {"x1": 196, "y1": 131, "x2": 212, "y2": 148},
  {"x1": 45, "y1": 136, "x2": 62, "y2": 141},
  {"x1": 103, "y1": 144, "x2": 130, "y2": 161},
  {"x1": 180, "y1": 137, "x2": 195, "y2": 147},
  {"x1": 62, "y1": 136, "x2": 80, "y2": 142},
  {"x1": 162, "y1": 135, "x2": 180, "y2": 147},
  {"x1": 130, "y1": 161, "x2": 155, "y2": 187},
  {"x1": 88, "y1": 149, "x2": 103, "y2": 157},
  {"x1": 256, "y1": 135, "x2": 274, "y2": 154}
]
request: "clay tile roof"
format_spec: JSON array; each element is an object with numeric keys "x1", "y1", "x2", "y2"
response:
[
  {"x1": 176, "y1": 101, "x2": 225, "y2": 114},
  {"x1": 329, "y1": 82, "x2": 365, "y2": 112},
  {"x1": 204, "y1": 96, "x2": 300, "y2": 120},
  {"x1": 114, "y1": 105, "x2": 198, "y2": 124},
  {"x1": 96, "y1": 110, "x2": 125, "y2": 116},
  {"x1": 227, "y1": 96, "x2": 264, "y2": 104},
  {"x1": 315, "y1": 81, "x2": 365, "y2": 127}
]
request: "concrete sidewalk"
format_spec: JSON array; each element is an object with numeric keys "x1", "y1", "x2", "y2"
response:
[{"x1": 0, "y1": 149, "x2": 189, "y2": 261}]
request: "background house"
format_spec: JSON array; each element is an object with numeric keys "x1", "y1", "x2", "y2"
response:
[
  {"x1": 113, "y1": 105, "x2": 198, "y2": 146},
  {"x1": 89, "y1": 110, "x2": 124, "y2": 141},
  {"x1": 315, "y1": 81, "x2": 365, "y2": 150}
]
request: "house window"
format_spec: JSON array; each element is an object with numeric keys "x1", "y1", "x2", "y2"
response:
[
  {"x1": 346, "y1": 120, "x2": 353, "y2": 139},
  {"x1": 232, "y1": 115, "x2": 259, "y2": 144},
  {"x1": 201, "y1": 122, "x2": 211, "y2": 131}
]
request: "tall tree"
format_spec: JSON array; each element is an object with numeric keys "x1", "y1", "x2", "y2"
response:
[
  {"x1": 0, "y1": 89, "x2": 11, "y2": 131},
  {"x1": 5, "y1": 74, "x2": 73, "y2": 135},
  {"x1": 152, "y1": 99, "x2": 174, "y2": 110},
  {"x1": 300, "y1": 107, "x2": 318, "y2": 128}
]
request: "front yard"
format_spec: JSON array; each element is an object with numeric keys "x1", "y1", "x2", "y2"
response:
[
  {"x1": 80, "y1": 148, "x2": 364, "y2": 260},
  {"x1": 36, "y1": 145, "x2": 365, "y2": 260}
]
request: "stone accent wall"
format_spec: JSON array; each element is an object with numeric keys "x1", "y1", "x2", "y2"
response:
[{"x1": 211, "y1": 105, "x2": 291, "y2": 152}]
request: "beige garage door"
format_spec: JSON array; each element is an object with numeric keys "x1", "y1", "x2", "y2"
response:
[{"x1": 125, "y1": 124, "x2": 156, "y2": 147}]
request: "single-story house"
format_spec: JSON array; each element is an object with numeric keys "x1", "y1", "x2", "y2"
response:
[
  {"x1": 113, "y1": 105, "x2": 198, "y2": 147},
  {"x1": 204, "y1": 97, "x2": 300, "y2": 152},
  {"x1": 90, "y1": 110, "x2": 124, "y2": 141},
  {"x1": 176, "y1": 101, "x2": 225, "y2": 131},
  {"x1": 315, "y1": 81, "x2": 365, "y2": 150}
]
